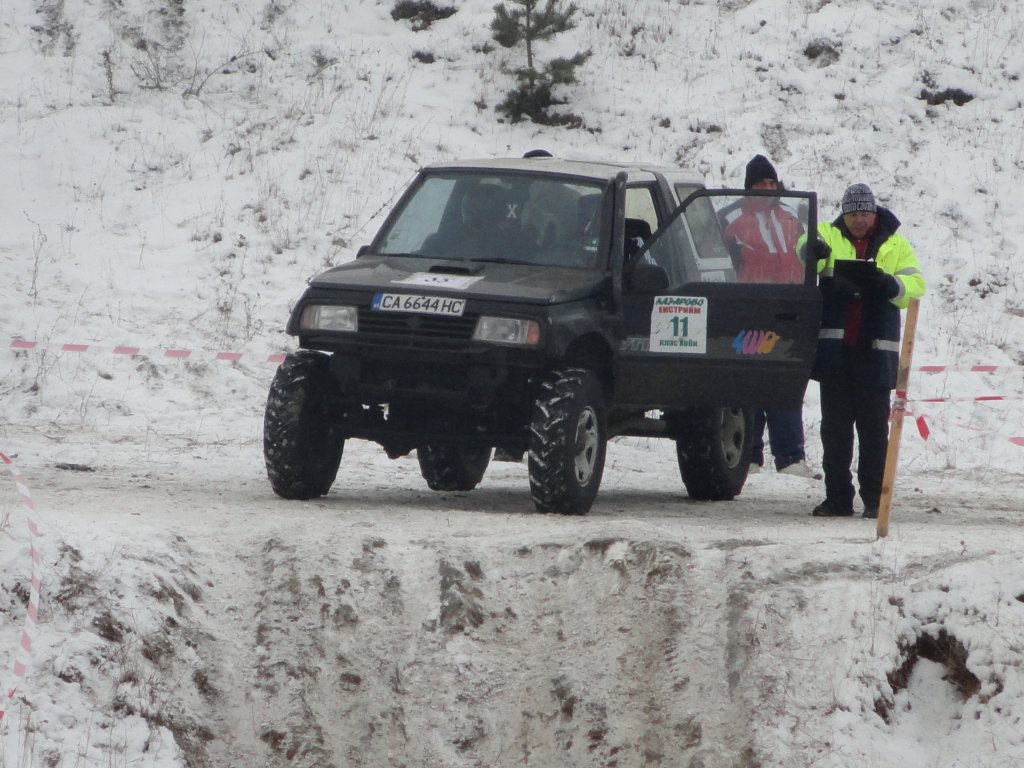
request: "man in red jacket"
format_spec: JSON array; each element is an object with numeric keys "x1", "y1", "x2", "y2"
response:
[
  {"x1": 724, "y1": 155, "x2": 805, "y2": 284},
  {"x1": 724, "y1": 155, "x2": 819, "y2": 479}
]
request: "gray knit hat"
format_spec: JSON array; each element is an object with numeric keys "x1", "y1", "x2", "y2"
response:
[{"x1": 842, "y1": 183, "x2": 876, "y2": 213}]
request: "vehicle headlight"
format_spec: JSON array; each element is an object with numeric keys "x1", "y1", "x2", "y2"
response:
[
  {"x1": 299, "y1": 304, "x2": 358, "y2": 332},
  {"x1": 472, "y1": 316, "x2": 541, "y2": 347}
]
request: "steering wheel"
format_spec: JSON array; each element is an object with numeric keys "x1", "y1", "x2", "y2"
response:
[{"x1": 543, "y1": 241, "x2": 591, "y2": 266}]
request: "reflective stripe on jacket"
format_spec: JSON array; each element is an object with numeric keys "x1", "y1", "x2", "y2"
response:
[{"x1": 723, "y1": 203, "x2": 804, "y2": 283}]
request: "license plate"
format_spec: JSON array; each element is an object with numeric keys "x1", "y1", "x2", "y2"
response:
[{"x1": 371, "y1": 293, "x2": 466, "y2": 316}]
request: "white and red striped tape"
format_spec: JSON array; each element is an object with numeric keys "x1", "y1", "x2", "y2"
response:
[
  {"x1": 6, "y1": 337, "x2": 1024, "y2": 374},
  {"x1": 911, "y1": 365, "x2": 1023, "y2": 403},
  {"x1": 911, "y1": 395, "x2": 1024, "y2": 403},
  {"x1": 915, "y1": 365, "x2": 1022, "y2": 374},
  {"x1": 908, "y1": 410, "x2": 1024, "y2": 449},
  {"x1": 904, "y1": 361, "x2": 1024, "y2": 446},
  {"x1": 0, "y1": 453, "x2": 43, "y2": 723},
  {"x1": 910, "y1": 365, "x2": 1024, "y2": 423},
  {"x1": 7, "y1": 338, "x2": 1023, "y2": 446},
  {"x1": 7, "y1": 339, "x2": 286, "y2": 364}
]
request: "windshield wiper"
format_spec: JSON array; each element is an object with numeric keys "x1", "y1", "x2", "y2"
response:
[
  {"x1": 378, "y1": 257, "x2": 438, "y2": 264},
  {"x1": 471, "y1": 256, "x2": 528, "y2": 265}
]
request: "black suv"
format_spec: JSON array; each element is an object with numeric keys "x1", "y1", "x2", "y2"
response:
[{"x1": 264, "y1": 156, "x2": 821, "y2": 514}]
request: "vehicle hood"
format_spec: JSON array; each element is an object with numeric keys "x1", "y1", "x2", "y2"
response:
[{"x1": 307, "y1": 255, "x2": 608, "y2": 305}]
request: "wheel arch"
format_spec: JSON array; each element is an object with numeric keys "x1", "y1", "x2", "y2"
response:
[{"x1": 559, "y1": 332, "x2": 614, "y2": 397}]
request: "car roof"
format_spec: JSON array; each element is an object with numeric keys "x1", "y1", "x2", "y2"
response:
[{"x1": 423, "y1": 157, "x2": 705, "y2": 186}]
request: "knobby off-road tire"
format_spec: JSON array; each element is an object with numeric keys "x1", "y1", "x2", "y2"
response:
[
  {"x1": 528, "y1": 368, "x2": 607, "y2": 515},
  {"x1": 417, "y1": 445, "x2": 492, "y2": 491},
  {"x1": 675, "y1": 406, "x2": 753, "y2": 501},
  {"x1": 264, "y1": 351, "x2": 345, "y2": 500}
]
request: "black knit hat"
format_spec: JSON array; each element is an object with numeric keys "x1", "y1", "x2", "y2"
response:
[
  {"x1": 744, "y1": 154, "x2": 778, "y2": 189},
  {"x1": 841, "y1": 183, "x2": 876, "y2": 213}
]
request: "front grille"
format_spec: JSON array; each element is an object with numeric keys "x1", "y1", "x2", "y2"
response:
[{"x1": 357, "y1": 307, "x2": 479, "y2": 342}]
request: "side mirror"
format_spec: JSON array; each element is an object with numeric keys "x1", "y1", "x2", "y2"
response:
[
  {"x1": 628, "y1": 263, "x2": 670, "y2": 293},
  {"x1": 356, "y1": 244, "x2": 370, "y2": 257}
]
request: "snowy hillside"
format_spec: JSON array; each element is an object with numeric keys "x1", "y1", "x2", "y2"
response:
[
  {"x1": 1, "y1": 0, "x2": 1022, "y2": 766},
  {"x1": 2, "y1": 0, "x2": 1021, "y2": 470}
]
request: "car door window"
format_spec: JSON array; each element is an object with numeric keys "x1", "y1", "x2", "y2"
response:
[
  {"x1": 716, "y1": 195, "x2": 808, "y2": 284},
  {"x1": 625, "y1": 186, "x2": 659, "y2": 233},
  {"x1": 670, "y1": 186, "x2": 814, "y2": 285}
]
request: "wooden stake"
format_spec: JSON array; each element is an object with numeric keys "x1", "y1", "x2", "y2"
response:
[{"x1": 876, "y1": 299, "x2": 920, "y2": 538}]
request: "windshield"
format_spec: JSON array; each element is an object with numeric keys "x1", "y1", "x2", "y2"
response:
[{"x1": 374, "y1": 171, "x2": 608, "y2": 268}]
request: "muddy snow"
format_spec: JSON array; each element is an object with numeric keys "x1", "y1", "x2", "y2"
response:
[{"x1": 4, "y1": 431, "x2": 1019, "y2": 768}]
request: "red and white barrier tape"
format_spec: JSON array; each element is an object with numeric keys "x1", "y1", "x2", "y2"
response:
[
  {"x1": 7, "y1": 339, "x2": 286, "y2": 364},
  {"x1": 916, "y1": 365, "x2": 1023, "y2": 374},
  {"x1": 0, "y1": 453, "x2": 43, "y2": 723},
  {"x1": 911, "y1": 395, "x2": 1024, "y2": 403},
  {"x1": 7, "y1": 337, "x2": 1023, "y2": 446},
  {"x1": 907, "y1": 410, "x2": 1024, "y2": 450},
  {"x1": 9, "y1": 337, "x2": 1024, "y2": 374}
]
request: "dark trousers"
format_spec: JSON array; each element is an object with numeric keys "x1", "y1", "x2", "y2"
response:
[
  {"x1": 819, "y1": 370, "x2": 891, "y2": 509},
  {"x1": 753, "y1": 408, "x2": 806, "y2": 469}
]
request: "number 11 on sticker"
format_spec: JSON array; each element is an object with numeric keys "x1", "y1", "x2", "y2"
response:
[
  {"x1": 670, "y1": 317, "x2": 689, "y2": 337},
  {"x1": 650, "y1": 296, "x2": 708, "y2": 354}
]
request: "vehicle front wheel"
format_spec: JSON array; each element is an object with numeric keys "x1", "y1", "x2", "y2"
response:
[
  {"x1": 674, "y1": 406, "x2": 753, "y2": 501},
  {"x1": 263, "y1": 351, "x2": 346, "y2": 500},
  {"x1": 417, "y1": 445, "x2": 492, "y2": 491},
  {"x1": 528, "y1": 368, "x2": 607, "y2": 515}
]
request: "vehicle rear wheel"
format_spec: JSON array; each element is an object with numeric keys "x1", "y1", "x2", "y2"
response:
[
  {"x1": 528, "y1": 368, "x2": 607, "y2": 515},
  {"x1": 263, "y1": 351, "x2": 346, "y2": 500},
  {"x1": 674, "y1": 406, "x2": 753, "y2": 501},
  {"x1": 417, "y1": 445, "x2": 492, "y2": 491}
]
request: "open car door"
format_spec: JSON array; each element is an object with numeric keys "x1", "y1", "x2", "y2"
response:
[{"x1": 615, "y1": 188, "x2": 822, "y2": 410}]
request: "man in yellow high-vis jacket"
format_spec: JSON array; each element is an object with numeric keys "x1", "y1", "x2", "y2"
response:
[{"x1": 809, "y1": 183, "x2": 926, "y2": 518}]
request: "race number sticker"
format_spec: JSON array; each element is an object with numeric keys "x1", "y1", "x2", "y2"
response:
[
  {"x1": 394, "y1": 272, "x2": 483, "y2": 290},
  {"x1": 650, "y1": 296, "x2": 707, "y2": 353}
]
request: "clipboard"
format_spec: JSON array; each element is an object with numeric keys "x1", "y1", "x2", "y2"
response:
[{"x1": 834, "y1": 259, "x2": 876, "y2": 280}]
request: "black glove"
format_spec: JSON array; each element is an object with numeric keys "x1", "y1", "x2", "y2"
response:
[
  {"x1": 801, "y1": 238, "x2": 830, "y2": 262},
  {"x1": 848, "y1": 265, "x2": 900, "y2": 299},
  {"x1": 811, "y1": 238, "x2": 831, "y2": 261}
]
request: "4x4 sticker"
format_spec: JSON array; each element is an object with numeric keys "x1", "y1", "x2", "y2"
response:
[
  {"x1": 732, "y1": 330, "x2": 781, "y2": 354},
  {"x1": 650, "y1": 296, "x2": 707, "y2": 354}
]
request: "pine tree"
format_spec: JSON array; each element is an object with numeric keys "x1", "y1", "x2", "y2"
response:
[{"x1": 490, "y1": 0, "x2": 589, "y2": 125}]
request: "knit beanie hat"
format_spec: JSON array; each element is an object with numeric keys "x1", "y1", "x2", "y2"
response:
[
  {"x1": 841, "y1": 183, "x2": 876, "y2": 213},
  {"x1": 744, "y1": 154, "x2": 778, "y2": 190}
]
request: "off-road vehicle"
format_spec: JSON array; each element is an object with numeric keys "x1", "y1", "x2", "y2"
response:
[{"x1": 264, "y1": 156, "x2": 821, "y2": 514}]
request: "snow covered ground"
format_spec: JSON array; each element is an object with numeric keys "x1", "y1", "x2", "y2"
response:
[{"x1": 1, "y1": 1, "x2": 1022, "y2": 766}]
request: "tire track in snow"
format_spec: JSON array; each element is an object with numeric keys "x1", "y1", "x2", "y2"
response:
[
  {"x1": 201, "y1": 532, "x2": 440, "y2": 767},
  {"x1": 196, "y1": 530, "x2": 760, "y2": 767}
]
